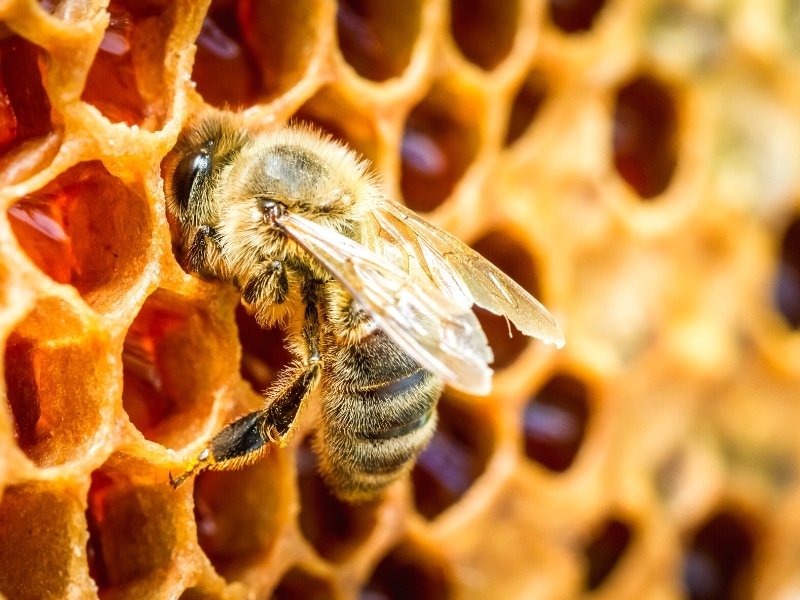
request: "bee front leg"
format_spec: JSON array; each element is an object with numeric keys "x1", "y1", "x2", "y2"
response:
[
  {"x1": 242, "y1": 260, "x2": 289, "y2": 306},
  {"x1": 185, "y1": 224, "x2": 225, "y2": 278}
]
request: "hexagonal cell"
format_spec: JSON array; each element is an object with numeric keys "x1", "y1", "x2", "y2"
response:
[
  {"x1": 0, "y1": 483, "x2": 84, "y2": 600},
  {"x1": 293, "y1": 86, "x2": 381, "y2": 165},
  {"x1": 7, "y1": 161, "x2": 152, "y2": 314},
  {"x1": 612, "y1": 74, "x2": 679, "y2": 200},
  {"x1": 774, "y1": 215, "x2": 800, "y2": 329},
  {"x1": 122, "y1": 289, "x2": 231, "y2": 449},
  {"x1": 450, "y1": 0, "x2": 519, "y2": 71},
  {"x1": 582, "y1": 518, "x2": 632, "y2": 591},
  {"x1": 336, "y1": 0, "x2": 422, "y2": 82},
  {"x1": 81, "y1": 0, "x2": 173, "y2": 128},
  {"x1": 471, "y1": 230, "x2": 542, "y2": 369},
  {"x1": 400, "y1": 80, "x2": 482, "y2": 212},
  {"x1": 85, "y1": 465, "x2": 178, "y2": 597},
  {"x1": 362, "y1": 541, "x2": 453, "y2": 600},
  {"x1": 4, "y1": 300, "x2": 111, "y2": 467},
  {"x1": 193, "y1": 0, "x2": 261, "y2": 109},
  {"x1": 236, "y1": 303, "x2": 292, "y2": 394},
  {"x1": 297, "y1": 438, "x2": 380, "y2": 562},
  {"x1": 272, "y1": 566, "x2": 337, "y2": 600},
  {"x1": 547, "y1": 0, "x2": 608, "y2": 34},
  {"x1": 504, "y1": 69, "x2": 549, "y2": 146},
  {"x1": 193, "y1": 453, "x2": 287, "y2": 580},
  {"x1": 682, "y1": 511, "x2": 756, "y2": 600},
  {"x1": 411, "y1": 395, "x2": 495, "y2": 520},
  {"x1": 523, "y1": 373, "x2": 589, "y2": 472}
]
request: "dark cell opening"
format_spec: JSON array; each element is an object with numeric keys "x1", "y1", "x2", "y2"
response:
[
  {"x1": 682, "y1": 511, "x2": 756, "y2": 600},
  {"x1": 297, "y1": 439, "x2": 379, "y2": 562},
  {"x1": 236, "y1": 304, "x2": 292, "y2": 394},
  {"x1": 583, "y1": 518, "x2": 632, "y2": 590},
  {"x1": 548, "y1": 0, "x2": 608, "y2": 33},
  {"x1": 193, "y1": 0, "x2": 261, "y2": 109},
  {"x1": 450, "y1": 0, "x2": 519, "y2": 71},
  {"x1": 272, "y1": 567, "x2": 337, "y2": 600},
  {"x1": 337, "y1": 0, "x2": 422, "y2": 81},
  {"x1": 524, "y1": 374, "x2": 589, "y2": 472},
  {"x1": 400, "y1": 83, "x2": 481, "y2": 212},
  {"x1": 612, "y1": 74, "x2": 679, "y2": 199},
  {"x1": 505, "y1": 70, "x2": 549, "y2": 146},
  {"x1": 471, "y1": 230, "x2": 542, "y2": 368},
  {"x1": 412, "y1": 397, "x2": 494, "y2": 520},
  {"x1": 774, "y1": 216, "x2": 800, "y2": 328},
  {"x1": 362, "y1": 542, "x2": 452, "y2": 600}
]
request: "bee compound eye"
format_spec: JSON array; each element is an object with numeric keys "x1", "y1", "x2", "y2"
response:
[{"x1": 171, "y1": 149, "x2": 212, "y2": 211}]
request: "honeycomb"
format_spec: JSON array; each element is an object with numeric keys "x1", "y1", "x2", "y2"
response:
[{"x1": 1, "y1": 0, "x2": 799, "y2": 598}]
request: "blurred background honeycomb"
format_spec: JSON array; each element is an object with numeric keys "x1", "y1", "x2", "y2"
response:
[{"x1": 0, "y1": 0, "x2": 799, "y2": 598}]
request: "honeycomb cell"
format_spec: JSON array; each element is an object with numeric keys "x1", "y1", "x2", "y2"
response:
[
  {"x1": 504, "y1": 69, "x2": 548, "y2": 146},
  {"x1": 193, "y1": 0, "x2": 261, "y2": 109},
  {"x1": 7, "y1": 161, "x2": 151, "y2": 314},
  {"x1": 122, "y1": 289, "x2": 229, "y2": 449},
  {"x1": 236, "y1": 304, "x2": 292, "y2": 394},
  {"x1": 412, "y1": 395, "x2": 495, "y2": 520},
  {"x1": 362, "y1": 541, "x2": 452, "y2": 600},
  {"x1": 774, "y1": 215, "x2": 800, "y2": 328},
  {"x1": 85, "y1": 466, "x2": 178, "y2": 596},
  {"x1": 4, "y1": 304, "x2": 110, "y2": 467},
  {"x1": 293, "y1": 86, "x2": 381, "y2": 164},
  {"x1": 450, "y1": 0, "x2": 519, "y2": 71},
  {"x1": 337, "y1": 0, "x2": 422, "y2": 81},
  {"x1": 81, "y1": 0, "x2": 172, "y2": 128},
  {"x1": 193, "y1": 455, "x2": 287, "y2": 580},
  {"x1": 272, "y1": 567, "x2": 337, "y2": 600},
  {"x1": 682, "y1": 511, "x2": 755, "y2": 600},
  {"x1": 583, "y1": 518, "x2": 632, "y2": 590},
  {"x1": 471, "y1": 230, "x2": 542, "y2": 369},
  {"x1": 523, "y1": 373, "x2": 589, "y2": 472},
  {"x1": 297, "y1": 439, "x2": 379, "y2": 562},
  {"x1": 239, "y1": 0, "x2": 321, "y2": 100},
  {"x1": 612, "y1": 74, "x2": 679, "y2": 199},
  {"x1": 548, "y1": 0, "x2": 608, "y2": 33},
  {"x1": 400, "y1": 81, "x2": 482, "y2": 212},
  {"x1": 0, "y1": 36, "x2": 56, "y2": 157},
  {"x1": 0, "y1": 484, "x2": 81, "y2": 600}
]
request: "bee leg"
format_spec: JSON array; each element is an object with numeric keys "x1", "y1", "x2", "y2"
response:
[
  {"x1": 185, "y1": 224, "x2": 224, "y2": 277},
  {"x1": 242, "y1": 260, "x2": 289, "y2": 305}
]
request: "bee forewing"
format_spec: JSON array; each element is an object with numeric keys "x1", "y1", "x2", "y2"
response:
[
  {"x1": 375, "y1": 198, "x2": 566, "y2": 349},
  {"x1": 278, "y1": 212, "x2": 495, "y2": 395}
]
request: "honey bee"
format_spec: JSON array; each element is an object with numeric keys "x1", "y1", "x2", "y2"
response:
[{"x1": 164, "y1": 114, "x2": 564, "y2": 501}]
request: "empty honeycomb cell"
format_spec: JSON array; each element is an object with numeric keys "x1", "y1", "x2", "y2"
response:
[
  {"x1": 272, "y1": 566, "x2": 337, "y2": 600},
  {"x1": 582, "y1": 518, "x2": 632, "y2": 590},
  {"x1": 297, "y1": 439, "x2": 379, "y2": 563},
  {"x1": 0, "y1": 35, "x2": 56, "y2": 157},
  {"x1": 612, "y1": 74, "x2": 679, "y2": 199},
  {"x1": 294, "y1": 86, "x2": 381, "y2": 164},
  {"x1": 450, "y1": 0, "x2": 519, "y2": 71},
  {"x1": 0, "y1": 483, "x2": 83, "y2": 600},
  {"x1": 411, "y1": 395, "x2": 495, "y2": 520},
  {"x1": 193, "y1": 455, "x2": 288, "y2": 580},
  {"x1": 336, "y1": 0, "x2": 422, "y2": 82},
  {"x1": 774, "y1": 215, "x2": 800, "y2": 328},
  {"x1": 471, "y1": 230, "x2": 542, "y2": 368},
  {"x1": 238, "y1": 0, "x2": 321, "y2": 100},
  {"x1": 236, "y1": 304, "x2": 292, "y2": 394},
  {"x1": 547, "y1": 0, "x2": 608, "y2": 33},
  {"x1": 85, "y1": 466, "x2": 179, "y2": 597},
  {"x1": 193, "y1": 0, "x2": 261, "y2": 109},
  {"x1": 400, "y1": 81, "x2": 482, "y2": 212},
  {"x1": 504, "y1": 69, "x2": 548, "y2": 146},
  {"x1": 122, "y1": 289, "x2": 230, "y2": 449},
  {"x1": 523, "y1": 373, "x2": 589, "y2": 472},
  {"x1": 362, "y1": 541, "x2": 452, "y2": 600},
  {"x1": 4, "y1": 312, "x2": 110, "y2": 467},
  {"x1": 682, "y1": 511, "x2": 755, "y2": 600},
  {"x1": 7, "y1": 160, "x2": 151, "y2": 314}
]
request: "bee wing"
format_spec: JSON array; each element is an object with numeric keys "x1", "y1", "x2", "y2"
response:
[
  {"x1": 373, "y1": 197, "x2": 565, "y2": 348},
  {"x1": 277, "y1": 212, "x2": 495, "y2": 395}
]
